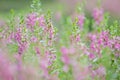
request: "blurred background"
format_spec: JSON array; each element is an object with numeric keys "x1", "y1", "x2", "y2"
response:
[{"x1": 0, "y1": 0, "x2": 120, "y2": 19}]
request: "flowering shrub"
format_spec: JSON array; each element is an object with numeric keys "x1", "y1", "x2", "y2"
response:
[{"x1": 0, "y1": 0, "x2": 120, "y2": 80}]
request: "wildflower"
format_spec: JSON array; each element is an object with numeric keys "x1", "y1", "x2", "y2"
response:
[
  {"x1": 114, "y1": 42, "x2": 120, "y2": 50},
  {"x1": 26, "y1": 13, "x2": 37, "y2": 30},
  {"x1": 96, "y1": 66, "x2": 106, "y2": 77},
  {"x1": 61, "y1": 47, "x2": 71, "y2": 72},
  {"x1": 14, "y1": 53, "x2": 23, "y2": 80},
  {"x1": 61, "y1": 53, "x2": 70, "y2": 65},
  {"x1": 14, "y1": 32, "x2": 22, "y2": 43},
  {"x1": 35, "y1": 47, "x2": 40, "y2": 54},
  {"x1": 77, "y1": 14, "x2": 85, "y2": 29},
  {"x1": 0, "y1": 54, "x2": 14, "y2": 80},
  {"x1": 18, "y1": 42, "x2": 27, "y2": 54},
  {"x1": 68, "y1": 47, "x2": 75, "y2": 54},
  {"x1": 90, "y1": 42, "x2": 96, "y2": 50},
  {"x1": 97, "y1": 38, "x2": 103, "y2": 45},
  {"x1": 89, "y1": 53, "x2": 95, "y2": 60},
  {"x1": 37, "y1": 15, "x2": 45, "y2": 27},
  {"x1": 40, "y1": 57, "x2": 49, "y2": 79},
  {"x1": 31, "y1": 36, "x2": 38, "y2": 43},
  {"x1": 101, "y1": 31, "x2": 109, "y2": 46},
  {"x1": 49, "y1": 27, "x2": 54, "y2": 39},
  {"x1": 76, "y1": 34, "x2": 80, "y2": 42},
  {"x1": 93, "y1": 8, "x2": 103, "y2": 25},
  {"x1": 61, "y1": 47, "x2": 68, "y2": 55},
  {"x1": 63, "y1": 65, "x2": 69, "y2": 72}
]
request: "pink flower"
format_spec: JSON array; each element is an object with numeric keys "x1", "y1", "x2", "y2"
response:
[
  {"x1": 97, "y1": 38, "x2": 103, "y2": 45},
  {"x1": 88, "y1": 34, "x2": 97, "y2": 42},
  {"x1": 61, "y1": 47, "x2": 70, "y2": 67},
  {"x1": 0, "y1": 54, "x2": 14, "y2": 80},
  {"x1": 35, "y1": 47, "x2": 40, "y2": 54},
  {"x1": 37, "y1": 15, "x2": 45, "y2": 27},
  {"x1": 76, "y1": 35, "x2": 80, "y2": 42},
  {"x1": 114, "y1": 43, "x2": 120, "y2": 50},
  {"x1": 61, "y1": 54, "x2": 70, "y2": 65},
  {"x1": 14, "y1": 32, "x2": 22, "y2": 43},
  {"x1": 68, "y1": 47, "x2": 75, "y2": 54},
  {"x1": 63, "y1": 65, "x2": 69, "y2": 72},
  {"x1": 31, "y1": 36, "x2": 38, "y2": 43},
  {"x1": 93, "y1": 8, "x2": 103, "y2": 25},
  {"x1": 90, "y1": 42, "x2": 96, "y2": 50},
  {"x1": 40, "y1": 57, "x2": 49, "y2": 79},
  {"x1": 14, "y1": 54, "x2": 23, "y2": 80},
  {"x1": 18, "y1": 42, "x2": 27, "y2": 54},
  {"x1": 96, "y1": 66, "x2": 106, "y2": 77},
  {"x1": 101, "y1": 31, "x2": 109, "y2": 46},
  {"x1": 61, "y1": 47, "x2": 68, "y2": 55},
  {"x1": 89, "y1": 53, "x2": 95, "y2": 59},
  {"x1": 49, "y1": 27, "x2": 54, "y2": 39},
  {"x1": 26, "y1": 13, "x2": 37, "y2": 30},
  {"x1": 77, "y1": 14, "x2": 85, "y2": 29}
]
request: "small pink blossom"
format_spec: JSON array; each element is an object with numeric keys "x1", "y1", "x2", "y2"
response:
[
  {"x1": 76, "y1": 35, "x2": 80, "y2": 42},
  {"x1": 68, "y1": 47, "x2": 75, "y2": 54},
  {"x1": 49, "y1": 27, "x2": 54, "y2": 39},
  {"x1": 31, "y1": 36, "x2": 38, "y2": 42},
  {"x1": 90, "y1": 42, "x2": 96, "y2": 50},
  {"x1": 89, "y1": 53, "x2": 95, "y2": 59},
  {"x1": 35, "y1": 47, "x2": 40, "y2": 54},
  {"x1": 0, "y1": 54, "x2": 14, "y2": 80},
  {"x1": 61, "y1": 54, "x2": 70, "y2": 65},
  {"x1": 26, "y1": 13, "x2": 37, "y2": 30},
  {"x1": 18, "y1": 41, "x2": 27, "y2": 54},
  {"x1": 63, "y1": 65, "x2": 69, "y2": 72},
  {"x1": 96, "y1": 66, "x2": 106, "y2": 77},
  {"x1": 93, "y1": 8, "x2": 103, "y2": 25},
  {"x1": 114, "y1": 43, "x2": 120, "y2": 50},
  {"x1": 37, "y1": 15, "x2": 45, "y2": 27},
  {"x1": 40, "y1": 57, "x2": 49, "y2": 79},
  {"x1": 77, "y1": 14, "x2": 85, "y2": 29},
  {"x1": 14, "y1": 32, "x2": 22, "y2": 43},
  {"x1": 61, "y1": 47, "x2": 70, "y2": 66},
  {"x1": 61, "y1": 47, "x2": 69, "y2": 55}
]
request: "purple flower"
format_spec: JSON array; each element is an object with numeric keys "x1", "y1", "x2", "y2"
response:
[
  {"x1": 96, "y1": 66, "x2": 106, "y2": 77},
  {"x1": 35, "y1": 47, "x2": 40, "y2": 54},
  {"x1": 31, "y1": 36, "x2": 38, "y2": 43},
  {"x1": 77, "y1": 14, "x2": 85, "y2": 29},
  {"x1": 37, "y1": 15, "x2": 45, "y2": 28},
  {"x1": 26, "y1": 13, "x2": 37, "y2": 30},
  {"x1": 18, "y1": 42, "x2": 27, "y2": 55},
  {"x1": 63, "y1": 65, "x2": 69, "y2": 72},
  {"x1": 49, "y1": 27, "x2": 54, "y2": 39},
  {"x1": 61, "y1": 47, "x2": 70, "y2": 65},
  {"x1": 0, "y1": 54, "x2": 14, "y2": 80},
  {"x1": 14, "y1": 32, "x2": 22, "y2": 44},
  {"x1": 93, "y1": 8, "x2": 103, "y2": 25},
  {"x1": 88, "y1": 33, "x2": 97, "y2": 42},
  {"x1": 61, "y1": 47, "x2": 68, "y2": 55},
  {"x1": 76, "y1": 34, "x2": 80, "y2": 42},
  {"x1": 89, "y1": 53, "x2": 95, "y2": 59},
  {"x1": 40, "y1": 57, "x2": 49, "y2": 79},
  {"x1": 114, "y1": 43, "x2": 120, "y2": 50},
  {"x1": 90, "y1": 42, "x2": 96, "y2": 50}
]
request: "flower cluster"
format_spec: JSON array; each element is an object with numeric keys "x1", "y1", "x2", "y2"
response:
[{"x1": 0, "y1": 0, "x2": 120, "y2": 80}]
